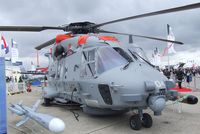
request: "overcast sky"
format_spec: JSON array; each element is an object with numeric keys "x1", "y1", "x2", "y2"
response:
[{"x1": 0, "y1": 0, "x2": 200, "y2": 67}]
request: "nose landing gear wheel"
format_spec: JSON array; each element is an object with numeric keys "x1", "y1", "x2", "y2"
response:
[
  {"x1": 129, "y1": 114, "x2": 142, "y2": 130},
  {"x1": 142, "y1": 113, "x2": 153, "y2": 128}
]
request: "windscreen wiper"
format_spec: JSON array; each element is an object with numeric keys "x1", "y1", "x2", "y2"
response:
[{"x1": 123, "y1": 59, "x2": 133, "y2": 70}]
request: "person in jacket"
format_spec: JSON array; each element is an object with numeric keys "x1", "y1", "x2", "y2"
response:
[{"x1": 176, "y1": 68, "x2": 184, "y2": 89}]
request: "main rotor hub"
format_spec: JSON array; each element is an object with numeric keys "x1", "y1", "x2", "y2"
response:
[{"x1": 66, "y1": 22, "x2": 98, "y2": 34}]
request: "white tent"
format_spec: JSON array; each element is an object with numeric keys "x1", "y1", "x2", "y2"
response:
[{"x1": 183, "y1": 62, "x2": 196, "y2": 68}]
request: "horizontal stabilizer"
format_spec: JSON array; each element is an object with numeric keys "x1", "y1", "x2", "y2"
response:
[{"x1": 16, "y1": 116, "x2": 29, "y2": 127}]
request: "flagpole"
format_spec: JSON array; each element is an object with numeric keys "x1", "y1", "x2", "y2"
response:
[
  {"x1": 11, "y1": 38, "x2": 13, "y2": 63},
  {"x1": 167, "y1": 24, "x2": 170, "y2": 69},
  {"x1": 166, "y1": 24, "x2": 176, "y2": 69},
  {"x1": 37, "y1": 50, "x2": 39, "y2": 67},
  {"x1": 168, "y1": 54, "x2": 170, "y2": 69}
]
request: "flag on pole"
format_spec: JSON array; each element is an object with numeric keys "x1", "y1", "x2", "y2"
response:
[
  {"x1": 11, "y1": 38, "x2": 18, "y2": 48},
  {"x1": 0, "y1": 35, "x2": 9, "y2": 57},
  {"x1": 152, "y1": 47, "x2": 161, "y2": 66},
  {"x1": 167, "y1": 24, "x2": 176, "y2": 54},
  {"x1": 161, "y1": 24, "x2": 176, "y2": 56},
  {"x1": 11, "y1": 38, "x2": 19, "y2": 63},
  {"x1": 31, "y1": 61, "x2": 36, "y2": 71}
]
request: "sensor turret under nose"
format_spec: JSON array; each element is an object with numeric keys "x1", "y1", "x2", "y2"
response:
[{"x1": 148, "y1": 96, "x2": 166, "y2": 116}]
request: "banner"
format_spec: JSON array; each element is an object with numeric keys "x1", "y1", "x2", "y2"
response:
[
  {"x1": 11, "y1": 48, "x2": 19, "y2": 63},
  {"x1": 11, "y1": 39, "x2": 19, "y2": 63}
]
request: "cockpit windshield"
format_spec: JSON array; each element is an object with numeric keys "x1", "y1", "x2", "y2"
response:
[
  {"x1": 128, "y1": 46, "x2": 150, "y2": 63},
  {"x1": 97, "y1": 46, "x2": 128, "y2": 74}
]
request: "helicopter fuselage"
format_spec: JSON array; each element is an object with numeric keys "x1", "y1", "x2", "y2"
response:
[{"x1": 43, "y1": 34, "x2": 174, "y2": 116}]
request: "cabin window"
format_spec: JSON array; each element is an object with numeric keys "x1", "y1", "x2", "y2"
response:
[
  {"x1": 88, "y1": 50, "x2": 95, "y2": 61},
  {"x1": 80, "y1": 49, "x2": 96, "y2": 77},
  {"x1": 97, "y1": 46, "x2": 128, "y2": 74}
]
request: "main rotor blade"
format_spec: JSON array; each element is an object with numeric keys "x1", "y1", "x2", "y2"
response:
[
  {"x1": 35, "y1": 38, "x2": 56, "y2": 50},
  {"x1": 94, "y1": 2, "x2": 200, "y2": 28},
  {"x1": 99, "y1": 30, "x2": 183, "y2": 45},
  {"x1": 0, "y1": 26, "x2": 65, "y2": 32}
]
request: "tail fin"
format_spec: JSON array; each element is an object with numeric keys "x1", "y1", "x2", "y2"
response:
[
  {"x1": 16, "y1": 116, "x2": 29, "y2": 127},
  {"x1": 32, "y1": 99, "x2": 41, "y2": 112}
]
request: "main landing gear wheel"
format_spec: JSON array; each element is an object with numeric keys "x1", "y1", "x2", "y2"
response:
[
  {"x1": 129, "y1": 114, "x2": 142, "y2": 130},
  {"x1": 142, "y1": 113, "x2": 153, "y2": 128},
  {"x1": 43, "y1": 98, "x2": 51, "y2": 106}
]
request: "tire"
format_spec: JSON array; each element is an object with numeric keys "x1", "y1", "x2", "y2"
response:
[
  {"x1": 44, "y1": 98, "x2": 51, "y2": 106},
  {"x1": 129, "y1": 114, "x2": 142, "y2": 130},
  {"x1": 142, "y1": 113, "x2": 153, "y2": 128}
]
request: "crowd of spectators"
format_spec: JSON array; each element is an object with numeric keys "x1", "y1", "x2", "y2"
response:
[{"x1": 162, "y1": 67, "x2": 200, "y2": 89}]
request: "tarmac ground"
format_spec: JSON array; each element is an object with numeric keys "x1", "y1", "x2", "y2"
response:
[{"x1": 7, "y1": 86, "x2": 200, "y2": 134}]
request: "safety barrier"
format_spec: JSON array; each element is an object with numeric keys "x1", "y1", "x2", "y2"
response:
[
  {"x1": 182, "y1": 75, "x2": 200, "y2": 91},
  {"x1": 194, "y1": 76, "x2": 200, "y2": 90},
  {"x1": 7, "y1": 82, "x2": 26, "y2": 95}
]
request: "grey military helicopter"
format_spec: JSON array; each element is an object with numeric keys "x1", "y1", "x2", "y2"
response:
[{"x1": 1, "y1": 2, "x2": 199, "y2": 130}]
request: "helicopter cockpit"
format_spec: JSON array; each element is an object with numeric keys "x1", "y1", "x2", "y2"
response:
[
  {"x1": 81, "y1": 46, "x2": 130, "y2": 77},
  {"x1": 97, "y1": 46, "x2": 129, "y2": 74}
]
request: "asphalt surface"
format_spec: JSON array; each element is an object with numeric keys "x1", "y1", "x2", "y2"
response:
[{"x1": 7, "y1": 87, "x2": 200, "y2": 134}]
